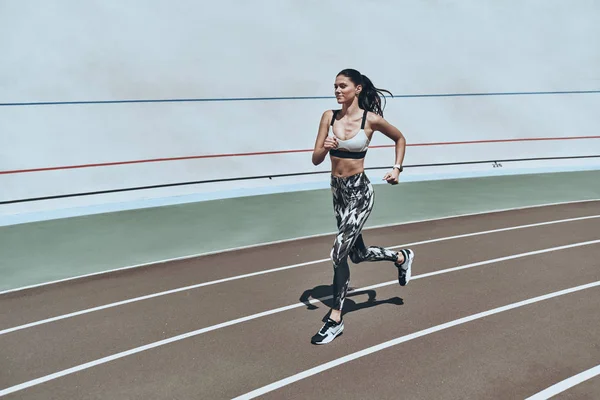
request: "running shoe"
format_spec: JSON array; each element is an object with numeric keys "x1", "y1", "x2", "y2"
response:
[
  {"x1": 395, "y1": 249, "x2": 414, "y2": 286},
  {"x1": 311, "y1": 318, "x2": 344, "y2": 345}
]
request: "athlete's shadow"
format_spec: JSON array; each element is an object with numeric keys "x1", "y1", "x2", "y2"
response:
[{"x1": 299, "y1": 285, "x2": 403, "y2": 321}]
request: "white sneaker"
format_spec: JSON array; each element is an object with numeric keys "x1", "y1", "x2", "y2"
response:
[
  {"x1": 395, "y1": 249, "x2": 414, "y2": 286},
  {"x1": 311, "y1": 318, "x2": 344, "y2": 345}
]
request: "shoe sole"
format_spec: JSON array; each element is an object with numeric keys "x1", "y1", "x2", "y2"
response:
[
  {"x1": 311, "y1": 325, "x2": 344, "y2": 345},
  {"x1": 400, "y1": 250, "x2": 414, "y2": 286}
]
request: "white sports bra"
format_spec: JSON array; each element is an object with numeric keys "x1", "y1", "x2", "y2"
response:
[{"x1": 329, "y1": 110, "x2": 370, "y2": 159}]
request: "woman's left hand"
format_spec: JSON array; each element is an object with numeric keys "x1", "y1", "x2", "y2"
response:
[{"x1": 383, "y1": 169, "x2": 400, "y2": 185}]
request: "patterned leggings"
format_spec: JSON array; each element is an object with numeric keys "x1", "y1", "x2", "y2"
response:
[{"x1": 330, "y1": 172, "x2": 399, "y2": 310}]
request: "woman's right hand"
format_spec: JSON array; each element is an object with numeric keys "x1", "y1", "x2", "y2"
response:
[{"x1": 323, "y1": 136, "x2": 339, "y2": 150}]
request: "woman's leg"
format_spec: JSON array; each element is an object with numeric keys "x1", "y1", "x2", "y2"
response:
[
  {"x1": 312, "y1": 173, "x2": 415, "y2": 344},
  {"x1": 312, "y1": 175, "x2": 375, "y2": 345},
  {"x1": 330, "y1": 177, "x2": 375, "y2": 314},
  {"x1": 349, "y1": 234, "x2": 399, "y2": 264},
  {"x1": 350, "y1": 234, "x2": 415, "y2": 286}
]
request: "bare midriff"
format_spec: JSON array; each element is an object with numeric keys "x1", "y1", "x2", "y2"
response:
[{"x1": 330, "y1": 154, "x2": 365, "y2": 177}]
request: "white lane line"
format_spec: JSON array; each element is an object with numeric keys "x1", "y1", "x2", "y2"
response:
[
  {"x1": 0, "y1": 240, "x2": 599, "y2": 397},
  {"x1": 1, "y1": 215, "x2": 599, "y2": 336},
  {"x1": 233, "y1": 281, "x2": 600, "y2": 400},
  {"x1": 2, "y1": 198, "x2": 598, "y2": 296},
  {"x1": 525, "y1": 364, "x2": 600, "y2": 400}
]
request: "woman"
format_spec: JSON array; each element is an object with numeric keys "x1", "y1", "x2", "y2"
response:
[{"x1": 310, "y1": 68, "x2": 414, "y2": 345}]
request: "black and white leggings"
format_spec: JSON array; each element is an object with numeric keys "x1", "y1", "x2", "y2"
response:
[{"x1": 330, "y1": 172, "x2": 399, "y2": 310}]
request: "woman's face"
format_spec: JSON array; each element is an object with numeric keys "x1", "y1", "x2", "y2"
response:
[{"x1": 334, "y1": 75, "x2": 361, "y2": 104}]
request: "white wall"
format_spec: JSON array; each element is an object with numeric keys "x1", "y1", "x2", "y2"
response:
[{"x1": 1, "y1": 0, "x2": 599, "y2": 220}]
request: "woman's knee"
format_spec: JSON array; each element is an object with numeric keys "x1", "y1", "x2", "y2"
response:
[
  {"x1": 330, "y1": 247, "x2": 348, "y2": 266},
  {"x1": 349, "y1": 248, "x2": 364, "y2": 264}
]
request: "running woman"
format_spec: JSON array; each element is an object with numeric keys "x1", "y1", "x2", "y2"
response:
[{"x1": 310, "y1": 69, "x2": 414, "y2": 345}]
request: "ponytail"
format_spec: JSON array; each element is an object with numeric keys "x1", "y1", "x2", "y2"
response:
[{"x1": 337, "y1": 69, "x2": 393, "y2": 116}]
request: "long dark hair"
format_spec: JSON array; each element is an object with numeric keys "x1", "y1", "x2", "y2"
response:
[{"x1": 337, "y1": 69, "x2": 393, "y2": 116}]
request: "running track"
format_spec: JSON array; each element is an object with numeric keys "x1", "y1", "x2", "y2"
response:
[{"x1": 1, "y1": 201, "x2": 599, "y2": 399}]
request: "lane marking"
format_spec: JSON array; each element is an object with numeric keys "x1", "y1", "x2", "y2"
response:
[
  {"x1": 3, "y1": 200, "x2": 599, "y2": 295},
  {"x1": 1, "y1": 199, "x2": 598, "y2": 296},
  {"x1": 0, "y1": 240, "x2": 599, "y2": 396},
  {"x1": 1, "y1": 215, "x2": 599, "y2": 335},
  {"x1": 233, "y1": 281, "x2": 600, "y2": 399},
  {"x1": 525, "y1": 364, "x2": 600, "y2": 399}
]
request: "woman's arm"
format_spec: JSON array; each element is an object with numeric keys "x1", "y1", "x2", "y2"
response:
[
  {"x1": 312, "y1": 110, "x2": 338, "y2": 165},
  {"x1": 369, "y1": 113, "x2": 407, "y2": 184}
]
